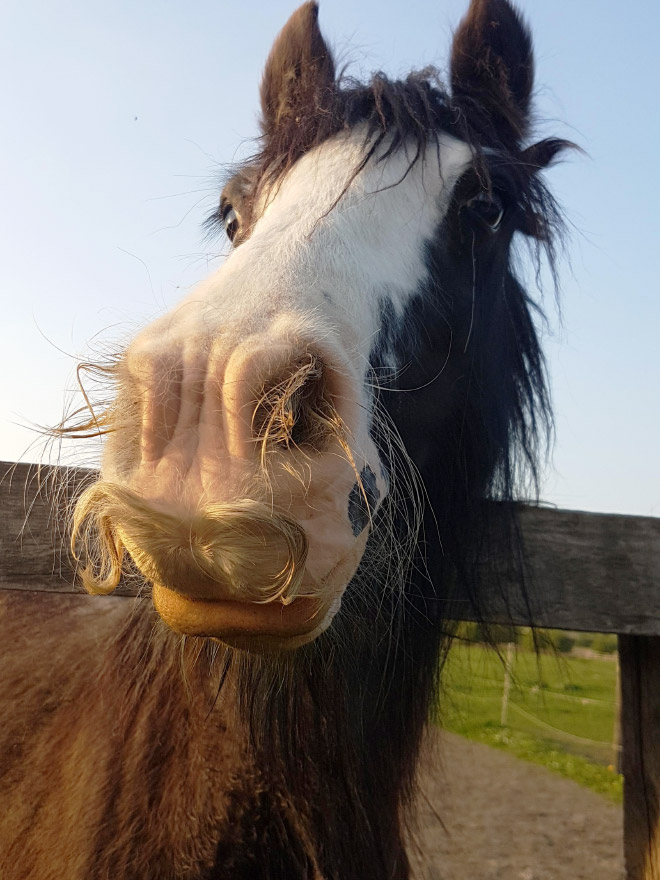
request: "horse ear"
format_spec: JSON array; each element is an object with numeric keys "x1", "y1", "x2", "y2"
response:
[
  {"x1": 260, "y1": 2, "x2": 335, "y2": 136},
  {"x1": 450, "y1": 0, "x2": 534, "y2": 147}
]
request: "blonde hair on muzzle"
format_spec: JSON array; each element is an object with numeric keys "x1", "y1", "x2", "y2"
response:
[{"x1": 71, "y1": 481, "x2": 309, "y2": 604}]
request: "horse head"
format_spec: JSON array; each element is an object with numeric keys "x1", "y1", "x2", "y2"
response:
[{"x1": 68, "y1": 0, "x2": 568, "y2": 651}]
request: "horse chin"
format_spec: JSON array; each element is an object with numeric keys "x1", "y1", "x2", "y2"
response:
[{"x1": 152, "y1": 582, "x2": 340, "y2": 652}]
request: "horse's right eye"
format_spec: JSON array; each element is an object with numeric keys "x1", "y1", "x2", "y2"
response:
[
  {"x1": 222, "y1": 206, "x2": 239, "y2": 242},
  {"x1": 465, "y1": 191, "x2": 505, "y2": 233}
]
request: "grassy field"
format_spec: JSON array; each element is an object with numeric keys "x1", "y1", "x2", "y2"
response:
[{"x1": 438, "y1": 642, "x2": 623, "y2": 803}]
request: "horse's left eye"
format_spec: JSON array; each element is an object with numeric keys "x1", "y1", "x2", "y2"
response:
[
  {"x1": 466, "y1": 192, "x2": 505, "y2": 232},
  {"x1": 222, "y1": 206, "x2": 239, "y2": 242}
]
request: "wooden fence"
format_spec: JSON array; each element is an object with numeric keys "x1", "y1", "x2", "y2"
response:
[{"x1": 2, "y1": 460, "x2": 660, "y2": 878}]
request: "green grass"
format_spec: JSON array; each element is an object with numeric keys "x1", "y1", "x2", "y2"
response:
[{"x1": 439, "y1": 642, "x2": 623, "y2": 803}]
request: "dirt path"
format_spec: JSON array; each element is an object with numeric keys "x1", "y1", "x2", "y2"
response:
[{"x1": 409, "y1": 732, "x2": 624, "y2": 880}]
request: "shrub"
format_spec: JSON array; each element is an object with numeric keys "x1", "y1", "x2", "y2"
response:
[
  {"x1": 556, "y1": 634, "x2": 576, "y2": 653},
  {"x1": 590, "y1": 633, "x2": 618, "y2": 654}
]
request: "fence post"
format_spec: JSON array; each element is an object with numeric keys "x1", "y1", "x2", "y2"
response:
[
  {"x1": 614, "y1": 650, "x2": 622, "y2": 774},
  {"x1": 619, "y1": 634, "x2": 660, "y2": 880},
  {"x1": 500, "y1": 641, "x2": 514, "y2": 727}
]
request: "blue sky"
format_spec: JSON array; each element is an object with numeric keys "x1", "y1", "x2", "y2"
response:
[{"x1": 1, "y1": 0, "x2": 658, "y2": 515}]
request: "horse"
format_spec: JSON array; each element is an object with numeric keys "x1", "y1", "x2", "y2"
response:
[{"x1": 0, "y1": 1, "x2": 570, "y2": 877}]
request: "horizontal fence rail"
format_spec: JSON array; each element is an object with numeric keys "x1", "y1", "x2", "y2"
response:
[
  {"x1": 2, "y1": 460, "x2": 659, "y2": 633},
  {"x1": 452, "y1": 504, "x2": 660, "y2": 635},
  {"x1": 0, "y1": 461, "x2": 129, "y2": 595},
  {"x1": 2, "y1": 459, "x2": 660, "y2": 879}
]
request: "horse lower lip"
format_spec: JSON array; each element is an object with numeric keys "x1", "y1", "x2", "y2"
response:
[{"x1": 152, "y1": 583, "x2": 327, "y2": 641}]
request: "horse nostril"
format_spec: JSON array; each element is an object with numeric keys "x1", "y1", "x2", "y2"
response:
[{"x1": 252, "y1": 353, "x2": 337, "y2": 456}]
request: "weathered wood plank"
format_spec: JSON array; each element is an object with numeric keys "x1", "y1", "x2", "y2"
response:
[
  {"x1": 2, "y1": 461, "x2": 660, "y2": 632},
  {"x1": 620, "y1": 635, "x2": 660, "y2": 880},
  {"x1": 0, "y1": 461, "x2": 86, "y2": 591},
  {"x1": 0, "y1": 461, "x2": 134, "y2": 596},
  {"x1": 519, "y1": 507, "x2": 660, "y2": 634},
  {"x1": 448, "y1": 505, "x2": 660, "y2": 635}
]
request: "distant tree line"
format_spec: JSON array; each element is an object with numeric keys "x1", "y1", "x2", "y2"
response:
[{"x1": 455, "y1": 623, "x2": 617, "y2": 655}]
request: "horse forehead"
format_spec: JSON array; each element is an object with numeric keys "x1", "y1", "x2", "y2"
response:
[
  {"x1": 258, "y1": 127, "x2": 473, "y2": 244},
  {"x1": 246, "y1": 129, "x2": 470, "y2": 291},
  {"x1": 138, "y1": 129, "x2": 473, "y2": 351}
]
